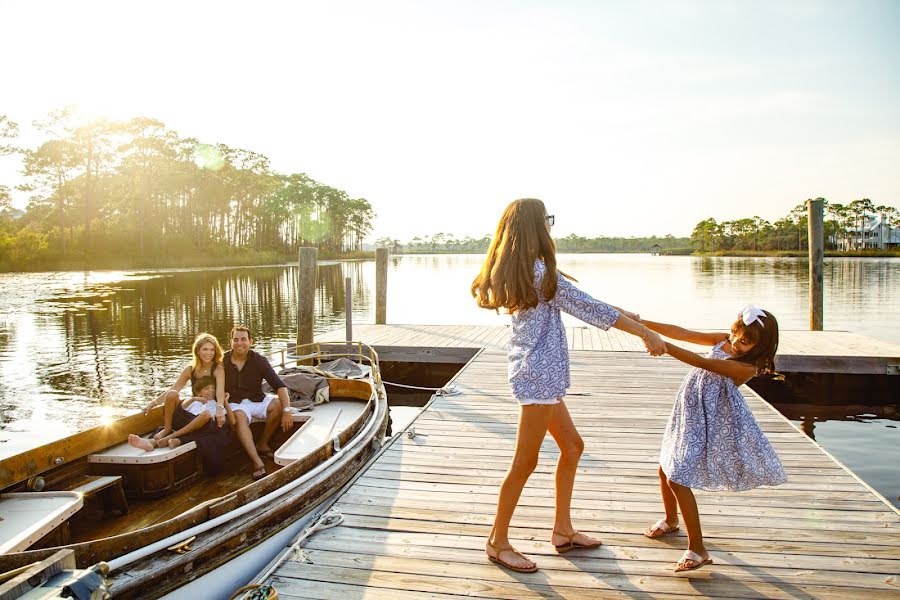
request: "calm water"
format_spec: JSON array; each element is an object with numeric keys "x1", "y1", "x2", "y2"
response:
[{"x1": 1, "y1": 254, "x2": 897, "y2": 506}]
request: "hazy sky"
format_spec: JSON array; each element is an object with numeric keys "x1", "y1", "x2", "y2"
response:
[{"x1": 2, "y1": 0, "x2": 898, "y2": 240}]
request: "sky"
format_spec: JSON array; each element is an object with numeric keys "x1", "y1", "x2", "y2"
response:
[{"x1": 1, "y1": 0, "x2": 899, "y2": 241}]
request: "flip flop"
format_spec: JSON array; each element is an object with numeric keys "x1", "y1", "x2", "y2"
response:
[
  {"x1": 644, "y1": 519, "x2": 680, "y2": 539},
  {"x1": 674, "y1": 549, "x2": 713, "y2": 572},
  {"x1": 485, "y1": 541, "x2": 538, "y2": 573},
  {"x1": 251, "y1": 467, "x2": 267, "y2": 481},
  {"x1": 552, "y1": 530, "x2": 602, "y2": 554}
]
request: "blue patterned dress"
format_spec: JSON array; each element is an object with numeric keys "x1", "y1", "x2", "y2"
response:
[
  {"x1": 507, "y1": 260, "x2": 621, "y2": 401},
  {"x1": 660, "y1": 342, "x2": 788, "y2": 491}
]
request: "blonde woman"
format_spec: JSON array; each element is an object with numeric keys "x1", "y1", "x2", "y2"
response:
[{"x1": 129, "y1": 333, "x2": 234, "y2": 451}]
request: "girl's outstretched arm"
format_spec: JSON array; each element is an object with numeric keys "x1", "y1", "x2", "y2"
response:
[
  {"x1": 641, "y1": 319, "x2": 728, "y2": 346},
  {"x1": 665, "y1": 342, "x2": 757, "y2": 385}
]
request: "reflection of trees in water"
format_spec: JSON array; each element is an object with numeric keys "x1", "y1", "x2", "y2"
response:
[{"x1": 34, "y1": 263, "x2": 373, "y2": 404}]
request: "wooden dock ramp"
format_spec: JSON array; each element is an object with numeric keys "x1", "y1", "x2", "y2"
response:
[{"x1": 253, "y1": 329, "x2": 899, "y2": 599}]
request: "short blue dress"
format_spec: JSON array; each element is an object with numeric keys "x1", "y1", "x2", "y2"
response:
[{"x1": 659, "y1": 342, "x2": 788, "y2": 492}]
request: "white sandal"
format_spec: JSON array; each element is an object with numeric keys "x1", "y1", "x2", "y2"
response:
[
  {"x1": 675, "y1": 549, "x2": 713, "y2": 572},
  {"x1": 644, "y1": 518, "x2": 679, "y2": 539}
]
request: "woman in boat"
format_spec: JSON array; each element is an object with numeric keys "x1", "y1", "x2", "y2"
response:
[{"x1": 130, "y1": 333, "x2": 234, "y2": 450}]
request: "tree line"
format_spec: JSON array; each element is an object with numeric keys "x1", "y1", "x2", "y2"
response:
[
  {"x1": 690, "y1": 198, "x2": 900, "y2": 253},
  {"x1": 0, "y1": 110, "x2": 375, "y2": 270},
  {"x1": 376, "y1": 232, "x2": 691, "y2": 254}
]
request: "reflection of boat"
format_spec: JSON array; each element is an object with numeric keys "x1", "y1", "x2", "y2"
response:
[{"x1": 0, "y1": 342, "x2": 389, "y2": 599}]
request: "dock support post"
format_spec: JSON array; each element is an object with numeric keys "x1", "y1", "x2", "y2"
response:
[
  {"x1": 345, "y1": 276, "x2": 353, "y2": 342},
  {"x1": 807, "y1": 198, "x2": 824, "y2": 331},
  {"x1": 297, "y1": 247, "x2": 318, "y2": 352},
  {"x1": 375, "y1": 248, "x2": 388, "y2": 325}
]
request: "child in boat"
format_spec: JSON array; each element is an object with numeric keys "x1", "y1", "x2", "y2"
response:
[
  {"x1": 128, "y1": 376, "x2": 222, "y2": 450},
  {"x1": 641, "y1": 305, "x2": 788, "y2": 572}
]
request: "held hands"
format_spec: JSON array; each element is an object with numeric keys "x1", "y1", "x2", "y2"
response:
[{"x1": 642, "y1": 329, "x2": 666, "y2": 356}]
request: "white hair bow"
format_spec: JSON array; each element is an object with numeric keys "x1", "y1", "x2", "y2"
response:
[{"x1": 739, "y1": 305, "x2": 766, "y2": 328}]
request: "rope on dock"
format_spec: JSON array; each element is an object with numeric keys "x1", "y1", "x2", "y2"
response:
[{"x1": 381, "y1": 380, "x2": 461, "y2": 395}]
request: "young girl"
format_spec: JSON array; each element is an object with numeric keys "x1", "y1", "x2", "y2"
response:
[
  {"x1": 471, "y1": 198, "x2": 666, "y2": 573},
  {"x1": 641, "y1": 306, "x2": 788, "y2": 572},
  {"x1": 131, "y1": 333, "x2": 234, "y2": 450}
]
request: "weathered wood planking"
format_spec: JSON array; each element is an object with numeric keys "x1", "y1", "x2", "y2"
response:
[
  {"x1": 318, "y1": 324, "x2": 900, "y2": 374},
  {"x1": 258, "y1": 347, "x2": 900, "y2": 599}
]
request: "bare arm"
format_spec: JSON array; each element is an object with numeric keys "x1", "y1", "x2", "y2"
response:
[
  {"x1": 277, "y1": 386, "x2": 294, "y2": 432},
  {"x1": 665, "y1": 342, "x2": 757, "y2": 385},
  {"x1": 613, "y1": 314, "x2": 666, "y2": 356},
  {"x1": 146, "y1": 365, "x2": 191, "y2": 413},
  {"x1": 641, "y1": 319, "x2": 729, "y2": 347},
  {"x1": 213, "y1": 364, "x2": 228, "y2": 427}
]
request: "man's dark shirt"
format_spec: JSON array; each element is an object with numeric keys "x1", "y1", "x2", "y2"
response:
[{"x1": 223, "y1": 349, "x2": 286, "y2": 402}]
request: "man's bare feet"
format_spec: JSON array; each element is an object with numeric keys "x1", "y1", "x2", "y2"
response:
[
  {"x1": 128, "y1": 434, "x2": 155, "y2": 452},
  {"x1": 256, "y1": 446, "x2": 275, "y2": 460}
]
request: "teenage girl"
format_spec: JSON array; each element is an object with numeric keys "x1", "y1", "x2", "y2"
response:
[
  {"x1": 471, "y1": 198, "x2": 666, "y2": 573},
  {"x1": 641, "y1": 306, "x2": 788, "y2": 571}
]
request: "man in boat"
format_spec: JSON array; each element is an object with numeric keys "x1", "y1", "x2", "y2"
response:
[{"x1": 223, "y1": 325, "x2": 294, "y2": 480}]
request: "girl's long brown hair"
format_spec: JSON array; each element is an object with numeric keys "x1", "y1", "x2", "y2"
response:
[
  {"x1": 471, "y1": 198, "x2": 559, "y2": 313},
  {"x1": 729, "y1": 310, "x2": 779, "y2": 375}
]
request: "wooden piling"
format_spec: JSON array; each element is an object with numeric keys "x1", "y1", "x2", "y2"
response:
[
  {"x1": 345, "y1": 276, "x2": 353, "y2": 342},
  {"x1": 807, "y1": 198, "x2": 824, "y2": 331},
  {"x1": 375, "y1": 248, "x2": 388, "y2": 325},
  {"x1": 296, "y1": 247, "x2": 318, "y2": 350}
]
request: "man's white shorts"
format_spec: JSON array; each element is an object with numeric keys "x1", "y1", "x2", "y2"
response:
[{"x1": 229, "y1": 394, "x2": 278, "y2": 421}]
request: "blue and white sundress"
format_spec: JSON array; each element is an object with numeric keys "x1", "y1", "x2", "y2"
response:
[
  {"x1": 660, "y1": 341, "x2": 788, "y2": 492},
  {"x1": 507, "y1": 260, "x2": 621, "y2": 402}
]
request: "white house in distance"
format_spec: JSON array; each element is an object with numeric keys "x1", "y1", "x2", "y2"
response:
[{"x1": 839, "y1": 213, "x2": 900, "y2": 250}]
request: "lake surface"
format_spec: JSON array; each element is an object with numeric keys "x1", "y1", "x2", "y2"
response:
[{"x1": 1, "y1": 254, "x2": 897, "y2": 507}]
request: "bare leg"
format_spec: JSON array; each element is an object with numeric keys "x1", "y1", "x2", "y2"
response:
[
  {"x1": 486, "y1": 403, "x2": 556, "y2": 571},
  {"x1": 657, "y1": 466, "x2": 680, "y2": 527},
  {"x1": 157, "y1": 411, "x2": 211, "y2": 445},
  {"x1": 546, "y1": 400, "x2": 599, "y2": 548},
  {"x1": 154, "y1": 391, "x2": 180, "y2": 440},
  {"x1": 257, "y1": 400, "x2": 281, "y2": 453},
  {"x1": 668, "y1": 480, "x2": 709, "y2": 567},
  {"x1": 233, "y1": 411, "x2": 265, "y2": 473}
]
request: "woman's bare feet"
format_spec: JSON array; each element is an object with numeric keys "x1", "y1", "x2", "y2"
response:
[
  {"x1": 485, "y1": 540, "x2": 538, "y2": 572},
  {"x1": 128, "y1": 434, "x2": 155, "y2": 452}
]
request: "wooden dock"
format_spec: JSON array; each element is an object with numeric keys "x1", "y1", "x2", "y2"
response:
[
  {"x1": 324, "y1": 324, "x2": 900, "y2": 374},
  {"x1": 252, "y1": 326, "x2": 900, "y2": 599}
]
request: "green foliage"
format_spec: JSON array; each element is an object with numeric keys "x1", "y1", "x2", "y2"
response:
[
  {"x1": 0, "y1": 110, "x2": 376, "y2": 271},
  {"x1": 690, "y1": 198, "x2": 900, "y2": 254},
  {"x1": 378, "y1": 233, "x2": 690, "y2": 254}
]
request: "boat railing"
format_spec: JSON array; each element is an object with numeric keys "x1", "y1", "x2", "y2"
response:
[{"x1": 270, "y1": 341, "x2": 382, "y2": 389}]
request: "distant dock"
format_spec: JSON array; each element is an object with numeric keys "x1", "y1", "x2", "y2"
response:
[{"x1": 249, "y1": 325, "x2": 899, "y2": 598}]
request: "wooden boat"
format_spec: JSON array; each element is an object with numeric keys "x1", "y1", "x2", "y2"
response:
[{"x1": 0, "y1": 342, "x2": 389, "y2": 599}]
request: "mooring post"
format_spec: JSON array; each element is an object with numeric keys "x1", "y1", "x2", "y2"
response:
[
  {"x1": 345, "y1": 276, "x2": 353, "y2": 341},
  {"x1": 375, "y1": 247, "x2": 388, "y2": 325},
  {"x1": 296, "y1": 247, "x2": 318, "y2": 352},
  {"x1": 807, "y1": 198, "x2": 824, "y2": 331}
]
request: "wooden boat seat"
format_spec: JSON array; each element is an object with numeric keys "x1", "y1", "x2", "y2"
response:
[
  {"x1": 0, "y1": 492, "x2": 83, "y2": 554},
  {"x1": 86, "y1": 439, "x2": 201, "y2": 499},
  {"x1": 86, "y1": 439, "x2": 197, "y2": 465},
  {"x1": 274, "y1": 400, "x2": 366, "y2": 466},
  {"x1": 56, "y1": 475, "x2": 129, "y2": 515}
]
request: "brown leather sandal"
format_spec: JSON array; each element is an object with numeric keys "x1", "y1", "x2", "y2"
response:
[
  {"x1": 485, "y1": 541, "x2": 538, "y2": 573},
  {"x1": 552, "y1": 530, "x2": 602, "y2": 554}
]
